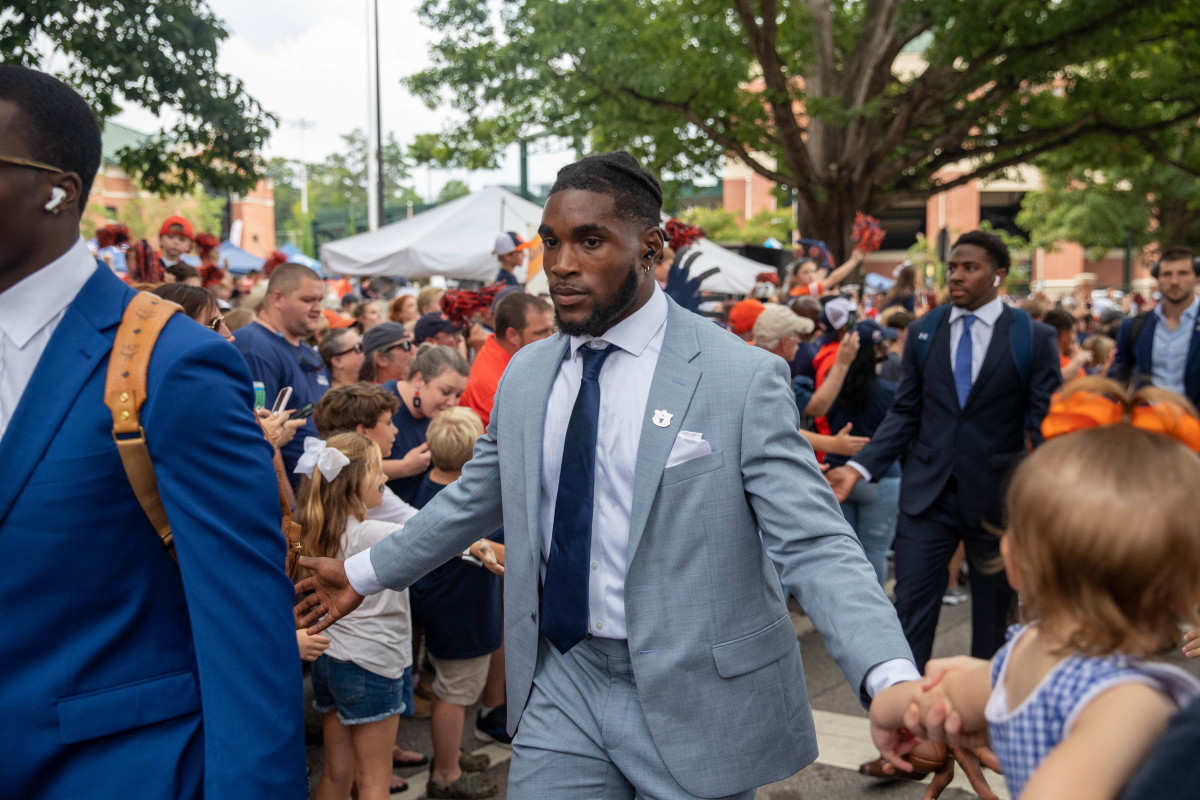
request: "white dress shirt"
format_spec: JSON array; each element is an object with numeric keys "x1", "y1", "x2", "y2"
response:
[{"x1": 0, "y1": 238, "x2": 96, "y2": 441}]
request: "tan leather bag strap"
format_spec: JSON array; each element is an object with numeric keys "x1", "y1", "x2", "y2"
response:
[
  {"x1": 270, "y1": 439, "x2": 304, "y2": 580},
  {"x1": 104, "y1": 292, "x2": 183, "y2": 559}
]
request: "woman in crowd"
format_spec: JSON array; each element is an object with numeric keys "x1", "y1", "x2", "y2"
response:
[
  {"x1": 390, "y1": 293, "x2": 420, "y2": 330},
  {"x1": 359, "y1": 322, "x2": 415, "y2": 384},
  {"x1": 354, "y1": 300, "x2": 385, "y2": 332},
  {"x1": 824, "y1": 320, "x2": 902, "y2": 585},
  {"x1": 318, "y1": 327, "x2": 366, "y2": 390},
  {"x1": 881, "y1": 263, "x2": 918, "y2": 313},
  {"x1": 382, "y1": 344, "x2": 470, "y2": 505},
  {"x1": 152, "y1": 283, "x2": 234, "y2": 343}
]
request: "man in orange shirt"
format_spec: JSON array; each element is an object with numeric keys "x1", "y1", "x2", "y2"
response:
[{"x1": 460, "y1": 292, "x2": 555, "y2": 428}]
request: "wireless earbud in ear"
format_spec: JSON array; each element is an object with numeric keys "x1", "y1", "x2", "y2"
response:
[
  {"x1": 645, "y1": 248, "x2": 656, "y2": 260},
  {"x1": 993, "y1": 275, "x2": 1002, "y2": 287},
  {"x1": 44, "y1": 186, "x2": 67, "y2": 213}
]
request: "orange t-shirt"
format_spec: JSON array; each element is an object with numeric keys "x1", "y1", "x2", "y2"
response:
[
  {"x1": 459, "y1": 335, "x2": 513, "y2": 429},
  {"x1": 1059, "y1": 353, "x2": 1085, "y2": 381},
  {"x1": 789, "y1": 281, "x2": 823, "y2": 297}
]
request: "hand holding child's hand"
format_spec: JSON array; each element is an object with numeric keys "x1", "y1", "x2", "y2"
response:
[
  {"x1": 869, "y1": 681, "x2": 923, "y2": 772},
  {"x1": 296, "y1": 629, "x2": 331, "y2": 661}
]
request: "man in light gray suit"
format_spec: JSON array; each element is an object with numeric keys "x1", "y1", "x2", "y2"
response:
[{"x1": 298, "y1": 152, "x2": 918, "y2": 798}]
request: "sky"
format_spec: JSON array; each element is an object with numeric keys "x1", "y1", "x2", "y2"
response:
[{"x1": 112, "y1": 0, "x2": 572, "y2": 199}]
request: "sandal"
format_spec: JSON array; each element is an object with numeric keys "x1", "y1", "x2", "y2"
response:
[
  {"x1": 393, "y1": 748, "x2": 430, "y2": 768},
  {"x1": 389, "y1": 775, "x2": 409, "y2": 794},
  {"x1": 426, "y1": 773, "x2": 496, "y2": 799}
]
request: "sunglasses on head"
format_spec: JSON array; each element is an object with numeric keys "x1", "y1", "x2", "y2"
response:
[
  {"x1": 381, "y1": 340, "x2": 413, "y2": 355},
  {"x1": 0, "y1": 154, "x2": 64, "y2": 174}
]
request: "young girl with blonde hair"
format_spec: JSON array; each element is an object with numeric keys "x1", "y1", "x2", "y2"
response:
[
  {"x1": 294, "y1": 433, "x2": 407, "y2": 800},
  {"x1": 871, "y1": 377, "x2": 1200, "y2": 800}
]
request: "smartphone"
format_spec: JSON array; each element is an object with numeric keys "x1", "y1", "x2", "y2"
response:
[
  {"x1": 271, "y1": 387, "x2": 293, "y2": 416},
  {"x1": 292, "y1": 402, "x2": 317, "y2": 421}
]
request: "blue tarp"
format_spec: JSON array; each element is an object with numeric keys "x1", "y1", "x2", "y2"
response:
[
  {"x1": 219, "y1": 241, "x2": 264, "y2": 274},
  {"x1": 279, "y1": 242, "x2": 322, "y2": 274}
]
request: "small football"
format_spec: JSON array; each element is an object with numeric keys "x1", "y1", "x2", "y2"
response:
[{"x1": 906, "y1": 740, "x2": 948, "y2": 773}]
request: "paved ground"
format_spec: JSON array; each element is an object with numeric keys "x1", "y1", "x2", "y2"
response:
[{"x1": 303, "y1": 587, "x2": 1200, "y2": 799}]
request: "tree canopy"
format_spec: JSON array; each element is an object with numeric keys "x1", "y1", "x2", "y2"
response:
[
  {"x1": 1, "y1": 0, "x2": 275, "y2": 195},
  {"x1": 405, "y1": 0, "x2": 1200, "y2": 258}
]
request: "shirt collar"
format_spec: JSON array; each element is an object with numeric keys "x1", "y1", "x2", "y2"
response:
[
  {"x1": 566, "y1": 286, "x2": 668, "y2": 359},
  {"x1": 949, "y1": 295, "x2": 1004, "y2": 327},
  {"x1": 1154, "y1": 295, "x2": 1198, "y2": 324},
  {"x1": 0, "y1": 237, "x2": 97, "y2": 347}
]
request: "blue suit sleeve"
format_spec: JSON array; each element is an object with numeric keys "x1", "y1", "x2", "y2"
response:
[
  {"x1": 1109, "y1": 317, "x2": 1135, "y2": 386},
  {"x1": 852, "y1": 325, "x2": 924, "y2": 480},
  {"x1": 143, "y1": 334, "x2": 305, "y2": 799}
]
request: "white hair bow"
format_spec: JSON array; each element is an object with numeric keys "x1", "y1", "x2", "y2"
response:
[{"x1": 293, "y1": 437, "x2": 351, "y2": 482}]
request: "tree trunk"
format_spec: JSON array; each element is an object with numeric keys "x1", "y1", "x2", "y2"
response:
[{"x1": 794, "y1": 182, "x2": 858, "y2": 268}]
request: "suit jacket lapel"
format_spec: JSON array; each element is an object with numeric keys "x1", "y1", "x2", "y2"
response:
[
  {"x1": 0, "y1": 266, "x2": 125, "y2": 525},
  {"x1": 625, "y1": 301, "x2": 702, "y2": 568},
  {"x1": 524, "y1": 334, "x2": 570, "y2": 569},
  {"x1": 966, "y1": 307, "x2": 1013, "y2": 408},
  {"x1": 927, "y1": 314, "x2": 955, "y2": 405}
]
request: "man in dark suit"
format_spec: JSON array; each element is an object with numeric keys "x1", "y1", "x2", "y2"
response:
[
  {"x1": 828, "y1": 231, "x2": 1061, "y2": 671},
  {"x1": 0, "y1": 66, "x2": 304, "y2": 798},
  {"x1": 1109, "y1": 246, "x2": 1200, "y2": 408}
]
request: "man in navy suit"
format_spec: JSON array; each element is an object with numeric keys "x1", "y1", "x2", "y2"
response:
[
  {"x1": 0, "y1": 66, "x2": 304, "y2": 798},
  {"x1": 828, "y1": 231, "x2": 1061, "y2": 671},
  {"x1": 1109, "y1": 246, "x2": 1200, "y2": 408}
]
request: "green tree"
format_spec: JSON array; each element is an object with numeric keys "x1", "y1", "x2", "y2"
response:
[
  {"x1": 1017, "y1": 129, "x2": 1200, "y2": 259},
  {"x1": 405, "y1": 0, "x2": 1200, "y2": 260},
  {"x1": 1, "y1": 0, "x2": 276, "y2": 195},
  {"x1": 436, "y1": 178, "x2": 471, "y2": 203},
  {"x1": 307, "y1": 129, "x2": 413, "y2": 210}
]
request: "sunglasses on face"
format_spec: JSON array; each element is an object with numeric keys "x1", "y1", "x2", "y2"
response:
[
  {"x1": 206, "y1": 315, "x2": 225, "y2": 331},
  {"x1": 332, "y1": 342, "x2": 364, "y2": 357}
]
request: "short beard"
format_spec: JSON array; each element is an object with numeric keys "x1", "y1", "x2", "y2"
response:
[{"x1": 555, "y1": 261, "x2": 641, "y2": 337}]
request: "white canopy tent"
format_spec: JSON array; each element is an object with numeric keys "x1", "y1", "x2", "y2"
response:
[
  {"x1": 526, "y1": 235, "x2": 771, "y2": 297},
  {"x1": 320, "y1": 187, "x2": 544, "y2": 282}
]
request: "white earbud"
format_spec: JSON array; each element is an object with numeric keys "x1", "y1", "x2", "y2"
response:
[
  {"x1": 44, "y1": 186, "x2": 67, "y2": 212},
  {"x1": 993, "y1": 275, "x2": 1002, "y2": 287}
]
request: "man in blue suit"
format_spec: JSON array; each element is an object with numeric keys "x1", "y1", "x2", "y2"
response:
[
  {"x1": 298, "y1": 152, "x2": 918, "y2": 798},
  {"x1": 1109, "y1": 246, "x2": 1200, "y2": 408},
  {"x1": 828, "y1": 231, "x2": 1061, "y2": 672},
  {"x1": 0, "y1": 66, "x2": 305, "y2": 798}
]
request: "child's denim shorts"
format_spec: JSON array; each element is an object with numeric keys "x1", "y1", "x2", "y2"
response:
[{"x1": 311, "y1": 655, "x2": 406, "y2": 725}]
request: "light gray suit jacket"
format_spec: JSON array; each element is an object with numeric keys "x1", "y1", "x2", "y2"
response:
[{"x1": 368, "y1": 298, "x2": 911, "y2": 797}]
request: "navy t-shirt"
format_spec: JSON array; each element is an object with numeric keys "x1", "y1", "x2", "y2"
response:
[
  {"x1": 381, "y1": 381, "x2": 430, "y2": 505},
  {"x1": 790, "y1": 340, "x2": 821, "y2": 380},
  {"x1": 408, "y1": 475, "x2": 502, "y2": 660},
  {"x1": 232, "y1": 321, "x2": 329, "y2": 479}
]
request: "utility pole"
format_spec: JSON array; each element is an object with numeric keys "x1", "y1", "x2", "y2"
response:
[
  {"x1": 287, "y1": 118, "x2": 316, "y2": 215},
  {"x1": 365, "y1": 0, "x2": 384, "y2": 230}
]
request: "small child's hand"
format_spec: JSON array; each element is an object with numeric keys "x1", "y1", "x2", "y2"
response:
[
  {"x1": 297, "y1": 629, "x2": 331, "y2": 662},
  {"x1": 1183, "y1": 628, "x2": 1200, "y2": 659}
]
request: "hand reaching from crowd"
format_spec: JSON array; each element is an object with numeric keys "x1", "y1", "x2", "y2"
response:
[
  {"x1": 295, "y1": 556, "x2": 366, "y2": 634},
  {"x1": 257, "y1": 408, "x2": 305, "y2": 449},
  {"x1": 296, "y1": 629, "x2": 331, "y2": 661},
  {"x1": 1184, "y1": 629, "x2": 1200, "y2": 658},
  {"x1": 829, "y1": 422, "x2": 868, "y2": 456},
  {"x1": 468, "y1": 539, "x2": 505, "y2": 575}
]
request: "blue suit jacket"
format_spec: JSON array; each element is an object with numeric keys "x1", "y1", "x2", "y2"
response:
[
  {"x1": 854, "y1": 306, "x2": 1061, "y2": 529},
  {"x1": 1109, "y1": 312, "x2": 1200, "y2": 408},
  {"x1": 361, "y1": 299, "x2": 912, "y2": 797},
  {"x1": 0, "y1": 266, "x2": 305, "y2": 798}
]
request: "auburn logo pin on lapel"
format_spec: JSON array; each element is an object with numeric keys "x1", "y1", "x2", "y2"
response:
[{"x1": 652, "y1": 409, "x2": 673, "y2": 428}]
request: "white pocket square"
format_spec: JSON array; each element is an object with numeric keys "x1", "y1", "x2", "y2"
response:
[{"x1": 666, "y1": 430, "x2": 712, "y2": 468}]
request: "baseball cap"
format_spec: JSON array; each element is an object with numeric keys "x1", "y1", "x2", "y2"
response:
[
  {"x1": 362, "y1": 322, "x2": 411, "y2": 355},
  {"x1": 494, "y1": 231, "x2": 533, "y2": 256},
  {"x1": 856, "y1": 319, "x2": 898, "y2": 344},
  {"x1": 159, "y1": 215, "x2": 195, "y2": 241},
  {"x1": 824, "y1": 297, "x2": 856, "y2": 331},
  {"x1": 727, "y1": 299, "x2": 766, "y2": 335},
  {"x1": 414, "y1": 312, "x2": 463, "y2": 343}
]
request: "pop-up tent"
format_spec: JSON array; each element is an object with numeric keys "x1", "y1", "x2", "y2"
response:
[
  {"x1": 219, "y1": 241, "x2": 265, "y2": 274},
  {"x1": 320, "y1": 187, "x2": 544, "y2": 282},
  {"x1": 279, "y1": 242, "x2": 322, "y2": 274}
]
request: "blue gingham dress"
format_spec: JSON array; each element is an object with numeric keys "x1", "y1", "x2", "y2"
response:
[{"x1": 986, "y1": 624, "x2": 1200, "y2": 798}]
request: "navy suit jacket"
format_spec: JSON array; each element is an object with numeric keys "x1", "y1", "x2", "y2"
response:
[
  {"x1": 1109, "y1": 312, "x2": 1200, "y2": 408},
  {"x1": 854, "y1": 306, "x2": 1061, "y2": 529},
  {"x1": 0, "y1": 266, "x2": 305, "y2": 798}
]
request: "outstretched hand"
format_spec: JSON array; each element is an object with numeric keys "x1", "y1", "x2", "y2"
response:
[{"x1": 295, "y1": 556, "x2": 365, "y2": 634}]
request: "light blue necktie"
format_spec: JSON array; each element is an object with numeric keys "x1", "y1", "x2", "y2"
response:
[
  {"x1": 954, "y1": 314, "x2": 976, "y2": 408},
  {"x1": 541, "y1": 343, "x2": 617, "y2": 653}
]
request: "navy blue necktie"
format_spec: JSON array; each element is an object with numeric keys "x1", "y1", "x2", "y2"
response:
[
  {"x1": 541, "y1": 343, "x2": 617, "y2": 653},
  {"x1": 954, "y1": 314, "x2": 976, "y2": 407}
]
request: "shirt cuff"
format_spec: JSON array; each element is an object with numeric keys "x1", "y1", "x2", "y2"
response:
[
  {"x1": 344, "y1": 549, "x2": 384, "y2": 596},
  {"x1": 863, "y1": 658, "x2": 921, "y2": 699},
  {"x1": 847, "y1": 460, "x2": 872, "y2": 482}
]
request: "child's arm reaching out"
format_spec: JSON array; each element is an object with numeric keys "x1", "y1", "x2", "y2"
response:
[{"x1": 1021, "y1": 682, "x2": 1176, "y2": 800}]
